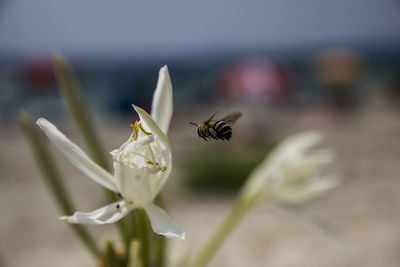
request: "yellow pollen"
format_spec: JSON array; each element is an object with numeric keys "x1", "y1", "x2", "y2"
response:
[{"x1": 146, "y1": 161, "x2": 167, "y2": 172}]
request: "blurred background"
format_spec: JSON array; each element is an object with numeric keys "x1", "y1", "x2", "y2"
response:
[{"x1": 1, "y1": 0, "x2": 400, "y2": 266}]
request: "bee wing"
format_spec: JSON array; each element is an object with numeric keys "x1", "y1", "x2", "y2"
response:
[
  {"x1": 221, "y1": 111, "x2": 242, "y2": 125},
  {"x1": 206, "y1": 107, "x2": 221, "y2": 122}
]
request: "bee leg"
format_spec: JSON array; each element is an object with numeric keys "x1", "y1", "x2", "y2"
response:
[{"x1": 202, "y1": 137, "x2": 208, "y2": 141}]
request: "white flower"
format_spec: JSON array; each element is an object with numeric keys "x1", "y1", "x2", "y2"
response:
[
  {"x1": 240, "y1": 131, "x2": 339, "y2": 207},
  {"x1": 37, "y1": 66, "x2": 185, "y2": 240}
]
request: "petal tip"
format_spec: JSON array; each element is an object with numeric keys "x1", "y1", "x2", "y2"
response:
[
  {"x1": 133, "y1": 105, "x2": 149, "y2": 118},
  {"x1": 132, "y1": 105, "x2": 144, "y2": 116},
  {"x1": 132, "y1": 104, "x2": 141, "y2": 113},
  {"x1": 164, "y1": 230, "x2": 186, "y2": 240},
  {"x1": 180, "y1": 232, "x2": 186, "y2": 241},
  {"x1": 59, "y1": 216, "x2": 71, "y2": 223},
  {"x1": 36, "y1": 117, "x2": 47, "y2": 127},
  {"x1": 160, "y1": 65, "x2": 169, "y2": 73}
]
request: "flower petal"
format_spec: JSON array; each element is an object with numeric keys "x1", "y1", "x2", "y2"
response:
[
  {"x1": 36, "y1": 118, "x2": 118, "y2": 192},
  {"x1": 60, "y1": 200, "x2": 135, "y2": 224},
  {"x1": 144, "y1": 204, "x2": 185, "y2": 240},
  {"x1": 151, "y1": 66, "x2": 173, "y2": 135},
  {"x1": 278, "y1": 131, "x2": 324, "y2": 157},
  {"x1": 239, "y1": 131, "x2": 329, "y2": 204},
  {"x1": 113, "y1": 161, "x2": 154, "y2": 204},
  {"x1": 133, "y1": 106, "x2": 173, "y2": 196},
  {"x1": 133, "y1": 106, "x2": 170, "y2": 151},
  {"x1": 278, "y1": 176, "x2": 339, "y2": 204}
]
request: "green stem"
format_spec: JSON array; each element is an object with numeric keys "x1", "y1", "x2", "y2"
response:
[
  {"x1": 18, "y1": 111, "x2": 100, "y2": 257},
  {"x1": 153, "y1": 195, "x2": 166, "y2": 267},
  {"x1": 129, "y1": 239, "x2": 143, "y2": 267},
  {"x1": 104, "y1": 239, "x2": 123, "y2": 267},
  {"x1": 188, "y1": 200, "x2": 252, "y2": 267},
  {"x1": 122, "y1": 208, "x2": 137, "y2": 262},
  {"x1": 153, "y1": 234, "x2": 166, "y2": 267},
  {"x1": 135, "y1": 209, "x2": 150, "y2": 267}
]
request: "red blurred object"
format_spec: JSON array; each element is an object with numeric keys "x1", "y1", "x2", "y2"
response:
[
  {"x1": 22, "y1": 56, "x2": 58, "y2": 93},
  {"x1": 216, "y1": 58, "x2": 295, "y2": 103}
]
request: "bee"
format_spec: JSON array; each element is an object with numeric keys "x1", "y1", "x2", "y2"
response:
[{"x1": 190, "y1": 110, "x2": 242, "y2": 141}]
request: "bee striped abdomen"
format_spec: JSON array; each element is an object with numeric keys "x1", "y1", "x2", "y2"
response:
[{"x1": 214, "y1": 120, "x2": 232, "y2": 140}]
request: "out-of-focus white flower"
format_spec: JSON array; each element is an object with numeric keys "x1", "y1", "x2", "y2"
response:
[
  {"x1": 37, "y1": 66, "x2": 185, "y2": 240},
  {"x1": 187, "y1": 131, "x2": 338, "y2": 267},
  {"x1": 240, "y1": 131, "x2": 339, "y2": 207}
]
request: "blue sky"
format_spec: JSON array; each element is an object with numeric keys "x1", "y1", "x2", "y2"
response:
[{"x1": 0, "y1": 0, "x2": 399, "y2": 57}]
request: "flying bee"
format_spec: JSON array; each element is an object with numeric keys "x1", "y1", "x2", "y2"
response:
[{"x1": 190, "y1": 110, "x2": 242, "y2": 141}]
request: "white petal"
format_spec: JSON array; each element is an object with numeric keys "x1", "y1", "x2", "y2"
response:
[
  {"x1": 278, "y1": 131, "x2": 324, "y2": 156},
  {"x1": 152, "y1": 162, "x2": 172, "y2": 198},
  {"x1": 133, "y1": 106, "x2": 173, "y2": 196},
  {"x1": 301, "y1": 176, "x2": 339, "y2": 197},
  {"x1": 36, "y1": 118, "x2": 118, "y2": 192},
  {"x1": 125, "y1": 135, "x2": 155, "y2": 153},
  {"x1": 60, "y1": 200, "x2": 135, "y2": 224},
  {"x1": 151, "y1": 66, "x2": 173, "y2": 135},
  {"x1": 278, "y1": 176, "x2": 339, "y2": 204},
  {"x1": 240, "y1": 131, "x2": 327, "y2": 203},
  {"x1": 114, "y1": 161, "x2": 154, "y2": 204},
  {"x1": 144, "y1": 204, "x2": 185, "y2": 240},
  {"x1": 133, "y1": 106, "x2": 170, "y2": 151}
]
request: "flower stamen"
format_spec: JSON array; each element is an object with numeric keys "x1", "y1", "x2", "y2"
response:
[
  {"x1": 130, "y1": 121, "x2": 152, "y2": 141},
  {"x1": 145, "y1": 145, "x2": 167, "y2": 173},
  {"x1": 138, "y1": 122, "x2": 151, "y2": 135},
  {"x1": 130, "y1": 122, "x2": 140, "y2": 141},
  {"x1": 148, "y1": 144, "x2": 157, "y2": 164}
]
